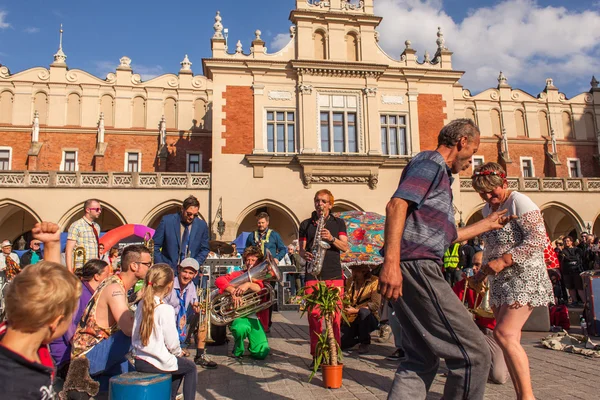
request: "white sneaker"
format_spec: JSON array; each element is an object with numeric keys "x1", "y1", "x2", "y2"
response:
[{"x1": 176, "y1": 394, "x2": 184, "y2": 400}]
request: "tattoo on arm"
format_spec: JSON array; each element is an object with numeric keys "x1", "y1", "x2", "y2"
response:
[{"x1": 112, "y1": 291, "x2": 124, "y2": 297}]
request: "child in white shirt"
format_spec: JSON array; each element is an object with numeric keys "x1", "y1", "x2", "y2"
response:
[{"x1": 132, "y1": 264, "x2": 197, "y2": 400}]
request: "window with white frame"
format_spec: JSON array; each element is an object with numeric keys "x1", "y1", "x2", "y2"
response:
[
  {"x1": 61, "y1": 150, "x2": 78, "y2": 172},
  {"x1": 380, "y1": 115, "x2": 408, "y2": 155},
  {"x1": 125, "y1": 152, "x2": 141, "y2": 172},
  {"x1": 472, "y1": 156, "x2": 484, "y2": 171},
  {"x1": 520, "y1": 157, "x2": 534, "y2": 178},
  {"x1": 266, "y1": 111, "x2": 295, "y2": 153},
  {"x1": 0, "y1": 147, "x2": 11, "y2": 170},
  {"x1": 187, "y1": 153, "x2": 202, "y2": 173},
  {"x1": 319, "y1": 94, "x2": 359, "y2": 153},
  {"x1": 567, "y1": 158, "x2": 582, "y2": 178}
]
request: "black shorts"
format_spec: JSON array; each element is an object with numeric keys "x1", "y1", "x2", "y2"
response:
[{"x1": 562, "y1": 273, "x2": 583, "y2": 290}]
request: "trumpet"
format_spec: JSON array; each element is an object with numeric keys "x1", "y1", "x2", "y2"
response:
[
  {"x1": 463, "y1": 281, "x2": 495, "y2": 319},
  {"x1": 198, "y1": 288, "x2": 214, "y2": 344},
  {"x1": 144, "y1": 232, "x2": 155, "y2": 264},
  {"x1": 73, "y1": 245, "x2": 87, "y2": 271}
]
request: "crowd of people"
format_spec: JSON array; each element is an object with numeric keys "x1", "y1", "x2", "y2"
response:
[{"x1": 0, "y1": 118, "x2": 595, "y2": 400}]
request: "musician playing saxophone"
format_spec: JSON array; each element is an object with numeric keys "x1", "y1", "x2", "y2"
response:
[
  {"x1": 215, "y1": 246, "x2": 270, "y2": 360},
  {"x1": 299, "y1": 189, "x2": 349, "y2": 369},
  {"x1": 341, "y1": 265, "x2": 381, "y2": 354},
  {"x1": 453, "y1": 251, "x2": 508, "y2": 385}
]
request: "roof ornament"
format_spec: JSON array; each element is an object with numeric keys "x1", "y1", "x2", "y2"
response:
[
  {"x1": 498, "y1": 71, "x2": 507, "y2": 86},
  {"x1": 255, "y1": 30, "x2": 262, "y2": 41},
  {"x1": 235, "y1": 40, "x2": 243, "y2": 54},
  {"x1": 436, "y1": 26, "x2": 447, "y2": 51},
  {"x1": 213, "y1": 11, "x2": 224, "y2": 39},
  {"x1": 32, "y1": 110, "x2": 40, "y2": 142},
  {"x1": 52, "y1": 24, "x2": 67, "y2": 66},
  {"x1": 97, "y1": 112, "x2": 105, "y2": 144},
  {"x1": 546, "y1": 78, "x2": 555, "y2": 88},
  {"x1": 159, "y1": 115, "x2": 167, "y2": 146},
  {"x1": 591, "y1": 76, "x2": 599, "y2": 89},
  {"x1": 180, "y1": 54, "x2": 192, "y2": 72},
  {"x1": 423, "y1": 51, "x2": 431, "y2": 64}
]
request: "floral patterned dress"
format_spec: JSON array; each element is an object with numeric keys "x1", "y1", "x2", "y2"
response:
[{"x1": 481, "y1": 191, "x2": 554, "y2": 308}]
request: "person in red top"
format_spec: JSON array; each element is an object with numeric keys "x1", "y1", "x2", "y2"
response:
[
  {"x1": 453, "y1": 251, "x2": 508, "y2": 385},
  {"x1": 215, "y1": 246, "x2": 270, "y2": 360}
]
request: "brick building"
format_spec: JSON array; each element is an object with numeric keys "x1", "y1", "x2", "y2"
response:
[{"x1": 1, "y1": 0, "x2": 600, "y2": 245}]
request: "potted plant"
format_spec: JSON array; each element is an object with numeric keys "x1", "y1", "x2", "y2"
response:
[{"x1": 300, "y1": 281, "x2": 348, "y2": 389}]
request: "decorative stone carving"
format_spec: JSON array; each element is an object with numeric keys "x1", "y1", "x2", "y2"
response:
[
  {"x1": 37, "y1": 69, "x2": 50, "y2": 81},
  {"x1": 191, "y1": 76, "x2": 204, "y2": 88},
  {"x1": 255, "y1": 30, "x2": 262, "y2": 41},
  {"x1": 381, "y1": 95, "x2": 404, "y2": 105},
  {"x1": 511, "y1": 91, "x2": 520, "y2": 100},
  {"x1": 498, "y1": 71, "x2": 507, "y2": 86},
  {"x1": 591, "y1": 76, "x2": 599, "y2": 89},
  {"x1": 490, "y1": 91, "x2": 499, "y2": 100},
  {"x1": 374, "y1": 31, "x2": 380, "y2": 43},
  {"x1": 290, "y1": 25, "x2": 296, "y2": 38},
  {"x1": 167, "y1": 77, "x2": 178, "y2": 87},
  {"x1": 546, "y1": 78, "x2": 554, "y2": 88},
  {"x1": 342, "y1": 0, "x2": 365, "y2": 11},
  {"x1": 363, "y1": 87, "x2": 377, "y2": 97},
  {"x1": 52, "y1": 24, "x2": 67, "y2": 66},
  {"x1": 97, "y1": 112, "x2": 105, "y2": 144},
  {"x1": 268, "y1": 91, "x2": 293, "y2": 101},
  {"x1": 119, "y1": 56, "x2": 132, "y2": 69},
  {"x1": 0, "y1": 66, "x2": 9, "y2": 79},
  {"x1": 131, "y1": 74, "x2": 142, "y2": 85},
  {"x1": 105, "y1": 72, "x2": 116, "y2": 83},
  {"x1": 159, "y1": 115, "x2": 167, "y2": 146},
  {"x1": 499, "y1": 128, "x2": 511, "y2": 162},
  {"x1": 213, "y1": 11, "x2": 224, "y2": 39},
  {"x1": 180, "y1": 54, "x2": 192, "y2": 73},
  {"x1": 252, "y1": 84, "x2": 265, "y2": 95},
  {"x1": 307, "y1": 0, "x2": 326, "y2": 8},
  {"x1": 550, "y1": 128, "x2": 557, "y2": 154},
  {"x1": 32, "y1": 111, "x2": 40, "y2": 143},
  {"x1": 235, "y1": 40, "x2": 243, "y2": 54},
  {"x1": 584, "y1": 93, "x2": 593, "y2": 104},
  {"x1": 462, "y1": 89, "x2": 472, "y2": 99},
  {"x1": 298, "y1": 84, "x2": 313, "y2": 95},
  {"x1": 66, "y1": 70, "x2": 78, "y2": 82},
  {"x1": 436, "y1": 27, "x2": 447, "y2": 51},
  {"x1": 423, "y1": 51, "x2": 431, "y2": 64}
]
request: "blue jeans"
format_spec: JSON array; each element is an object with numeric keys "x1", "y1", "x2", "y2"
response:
[
  {"x1": 86, "y1": 331, "x2": 134, "y2": 390},
  {"x1": 286, "y1": 273, "x2": 305, "y2": 296}
]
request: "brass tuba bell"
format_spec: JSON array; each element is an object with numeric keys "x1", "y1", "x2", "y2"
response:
[{"x1": 73, "y1": 245, "x2": 87, "y2": 271}]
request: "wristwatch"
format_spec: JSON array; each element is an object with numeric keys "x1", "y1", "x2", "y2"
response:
[{"x1": 330, "y1": 237, "x2": 336, "y2": 245}]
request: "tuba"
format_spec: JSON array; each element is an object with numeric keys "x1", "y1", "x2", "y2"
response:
[
  {"x1": 210, "y1": 249, "x2": 282, "y2": 326},
  {"x1": 73, "y1": 245, "x2": 87, "y2": 271},
  {"x1": 305, "y1": 205, "x2": 330, "y2": 277},
  {"x1": 144, "y1": 232, "x2": 155, "y2": 264}
]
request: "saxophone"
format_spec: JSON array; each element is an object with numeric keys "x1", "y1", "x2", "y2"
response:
[{"x1": 306, "y1": 205, "x2": 331, "y2": 277}]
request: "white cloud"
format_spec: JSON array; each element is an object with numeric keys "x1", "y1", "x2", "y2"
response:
[
  {"x1": 0, "y1": 11, "x2": 11, "y2": 29},
  {"x1": 93, "y1": 60, "x2": 165, "y2": 81},
  {"x1": 24, "y1": 27, "x2": 40, "y2": 34},
  {"x1": 270, "y1": 33, "x2": 291, "y2": 52},
  {"x1": 375, "y1": 0, "x2": 600, "y2": 95}
]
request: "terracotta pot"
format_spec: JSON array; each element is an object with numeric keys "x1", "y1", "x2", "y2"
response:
[{"x1": 321, "y1": 363, "x2": 343, "y2": 389}]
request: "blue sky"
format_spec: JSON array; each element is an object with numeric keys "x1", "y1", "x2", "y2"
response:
[{"x1": 1, "y1": 0, "x2": 599, "y2": 97}]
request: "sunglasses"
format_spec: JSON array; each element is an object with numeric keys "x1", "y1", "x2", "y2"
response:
[
  {"x1": 185, "y1": 212, "x2": 199, "y2": 218},
  {"x1": 88, "y1": 207, "x2": 102, "y2": 212},
  {"x1": 135, "y1": 261, "x2": 152, "y2": 267},
  {"x1": 32, "y1": 242, "x2": 41, "y2": 246}
]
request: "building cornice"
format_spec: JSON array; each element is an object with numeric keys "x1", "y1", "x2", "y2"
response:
[
  {"x1": 289, "y1": 10, "x2": 383, "y2": 26},
  {"x1": 0, "y1": 125, "x2": 211, "y2": 137},
  {"x1": 291, "y1": 60, "x2": 387, "y2": 79}
]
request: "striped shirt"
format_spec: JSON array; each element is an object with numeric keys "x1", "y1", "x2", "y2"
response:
[
  {"x1": 392, "y1": 150, "x2": 457, "y2": 265},
  {"x1": 67, "y1": 217, "x2": 100, "y2": 269}
]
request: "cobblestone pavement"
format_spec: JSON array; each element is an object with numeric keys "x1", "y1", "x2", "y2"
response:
[{"x1": 195, "y1": 311, "x2": 599, "y2": 400}]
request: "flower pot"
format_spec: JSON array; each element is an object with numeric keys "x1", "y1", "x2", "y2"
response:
[{"x1": 321, "y1": 363, "x2": 343, "y2": 389}]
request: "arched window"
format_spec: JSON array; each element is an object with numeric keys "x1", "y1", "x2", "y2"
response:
[
  {"x1": 515, "y1": 109, "x2": 527, "y2": 137},
  {"x1": 34, "y1": 92, "x2": 48, "y2": 125},
  {"x1": 0, "y1": 91, "x2": 13, "y2": 124},
  {"x1": 490, "y1": 109, "x2": 501, "y2": 137},
  {"x1": 66, "y1": 93, "x2": 81, "y2": 126},
  {"x1": 538, "y1": 111, "x2": 549, "y2": 137},
  {"x1": 164, "y1": 98, "x2": 177, "y2": 129},
  {"x1": 314, "y1": 30, "x2": 326, "y2": 60},
  {"x1": 346, "y1": 33, "x2": 359, "y2": 61},
  {"x1": 193, "y1": 98, "x2": 207, "y2": 130},
  {"x1": 562, "y1": 111, "x2": 573, "y2": 139},
  {"x1": 466, "y1": 108, "x2": 476, "y2": 124},
  {"x1": 101, "y1": 95, "x2": 114, "y2": 127},
  {"x1": 584, "y1": 112, "x2": 596, "y2": 140},
  {"x1": 132, "y1": 97, "x2": 146, "y2": 128}
]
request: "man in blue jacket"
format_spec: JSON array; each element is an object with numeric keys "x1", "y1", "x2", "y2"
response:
[
  {"x1": 245, "y1": 212, "x2": 287, "y2": 262},
  {"x1": 153, "y1": 196, "x2": 210, "y2": 275}
]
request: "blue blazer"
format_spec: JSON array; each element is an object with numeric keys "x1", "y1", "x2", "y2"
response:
[{"x1": 153, "y1": 213, "x2": 210, "y2": 270}]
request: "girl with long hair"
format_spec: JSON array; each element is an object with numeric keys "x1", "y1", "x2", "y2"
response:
[{"x1": 132, "y1": 264, "x2": 197, "y2": 400}]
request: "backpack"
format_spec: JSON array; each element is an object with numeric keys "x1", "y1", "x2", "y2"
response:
[{"x1": 549, "y1": 304, "x2": 570, "y2": 330}]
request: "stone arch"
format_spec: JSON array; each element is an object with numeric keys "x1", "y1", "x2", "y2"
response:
[
  {"x1": 515, "y1": 109, "x2": 527, "y2": 137},
  {"x1": 193, "y1": 98, "x2": 208, "y2": 130},
  {"x1": 465, "y1": 107, "x2": 477, "y2": 124},
  {"x1": 465, "y1": 204, "x2": 485, "y2": 226},
  {"x1": 346, "y1": 31, "x2": 359, "y2": 61},
  {"x1": 33, "y1": 91, "x2": 48, "y2": 125},
  {"x1": 490, "y1": 108, "x2": 502, "y2": 137},
  {"x1": 132, "y1": 96, "x2": 146, "y2": 128},
  {"x1": 590, "y1": 211, "x2": 600, "y2": 238},
  {"x1": 0, "y1": 199, "x2": 42, "y2": 248},
  {"x1": 164, "y1": 97, "x2": 177, "y2": 129},
  {"x1": 331, "y1": 199, "x2": 364, "y2": 214},
  {"x1": 235, "y1": 200, "x2": 300, "y2": 244},
  {"x1": 538, "y1": 110, "x2": 549, "y2": 137},
  {"x1": 540, "y1": 202, "x2": 584, "y2": 240},
  {"x1": 141, "y1": 200, "x2": 207, "y2": 229},
  {"x1": 66, "y1": 92, "x2": 81, "y2": 126},
  {"x1": 584, "y1": 112, "x2": 596, "y2": 140},
  {"x1": 562, "y1": 111, "x2": 573, "y2": 139},
  {"x1": 100, "y1": 94, "x2": 115, "y2": 127},
  {"x1": 58, "y1": 200, "x2": 127, "y2": 233},
  {"x1": 0, "y1": 90, "x2": 14, "y2": 124},
  {"x1": 313, "y1": 29, "x2": 327, "y2": 60}
]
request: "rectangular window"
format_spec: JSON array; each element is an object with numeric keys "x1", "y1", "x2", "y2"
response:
[
  {"x1": 266, "y1": 111, "x2": 295, "y2": 153},
  {"x1": 319, "y1": 94, "x2": 360, "y2": 153},
  {"x1": 126, "y1": 152, "x2": 139, "y2": 172},
  {"x1": 0, "y1": 148, "x2": 10, "y2": 170},
  {"x1": 568, "y1": 158, "x2": 581, "y2": 178},
  {"x1": 62, "y1": 151, "x2": 77, "y2": 172},
  {"x1": 380, "y1": 114, "x2": 408, "y2": 156},
  {"x1": 472, "y1": 156, "x2": 484, "y2": 171},
  {"x1": 520, "y1": 157, "x2": 534, "y2": 178},
  {"x1": 187, "y1": 153, "x2": 201, "y2": 172}
]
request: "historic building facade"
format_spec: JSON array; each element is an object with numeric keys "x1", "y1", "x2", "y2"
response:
[{"x1": 1, "y1": 0, "x2": 600, "y2": 246}]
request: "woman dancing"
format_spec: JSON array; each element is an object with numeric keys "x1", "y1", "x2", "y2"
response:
[{"x1": 470, "y1": 162, "x2": 553, "y2": 400}]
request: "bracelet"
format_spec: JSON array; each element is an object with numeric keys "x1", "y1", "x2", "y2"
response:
[{"x1": 330, "y1": 237, "x2": 336, "y2": 245}]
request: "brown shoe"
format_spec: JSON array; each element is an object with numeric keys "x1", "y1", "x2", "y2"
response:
[{"x1": 358, "y1": 343, "x2": 369, "y2": 354}]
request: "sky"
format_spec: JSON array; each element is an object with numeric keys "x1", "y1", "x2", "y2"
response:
[{"x1": 1, "y1": 0, "x2": 600, "y2": 98}]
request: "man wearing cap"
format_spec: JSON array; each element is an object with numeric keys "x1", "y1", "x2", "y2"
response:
[
  {"x1": 164, "y1": 257, "x2": 217, "y2": 369},
  {"x1": 65, "y1": 199, "x2": 102, "y2": 272},
  {"x1": 19, "y1": 239, "x2": 43, "y2": 267},
  {"x1": 0, "y1": 240, "x2": 20, "y2": 282}
]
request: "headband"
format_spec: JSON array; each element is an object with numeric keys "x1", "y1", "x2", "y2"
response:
[{"x1": 471, "y1": 170, "x2": 506, "y2": 179}]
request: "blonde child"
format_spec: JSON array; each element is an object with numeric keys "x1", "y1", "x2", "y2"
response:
[
  {"x1": 132, "y1": 264, "x2": 197, "y2": 400},
  {"x1": 0, "y1": 222, "x2": 81, "y2": 399}
]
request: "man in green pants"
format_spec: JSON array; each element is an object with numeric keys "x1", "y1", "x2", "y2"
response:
[{"x1": 214, "y1": 246, "x2": 270, "y2": 359}]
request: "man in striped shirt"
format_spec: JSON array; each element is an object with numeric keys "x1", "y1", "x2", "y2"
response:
[
  {"x1": 379, "y1": 119, "x2": 513, "y2": 400},
  {"x1": 66, "y1": 199, "x2": 102, "y2": 272}
]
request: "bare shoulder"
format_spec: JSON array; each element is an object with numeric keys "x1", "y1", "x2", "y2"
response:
[{"x1": 101, "y1": 282, "x2": 126, "y2": 302}]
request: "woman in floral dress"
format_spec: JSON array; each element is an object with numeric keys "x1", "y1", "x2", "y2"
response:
[{"x1": 471, "y1": 162, "x2": 553, "y2": 400}]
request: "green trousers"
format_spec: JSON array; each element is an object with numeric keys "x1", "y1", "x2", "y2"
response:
[{"x1": 230, "y1": 317, "x2": 270, "y2": 359}]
